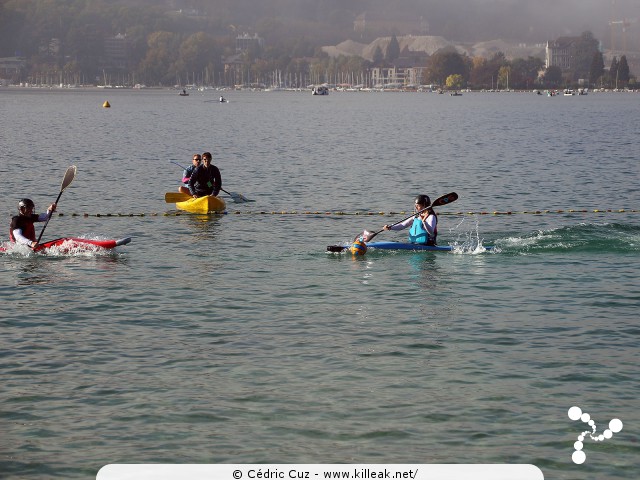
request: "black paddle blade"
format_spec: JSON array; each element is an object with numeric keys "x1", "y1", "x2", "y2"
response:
[
  {"x1": 432, "y1": 191, "x2": 457, "y2": 207},
  {"x1": 327, "y1": 245, "x2": 348, "y2": 252}
]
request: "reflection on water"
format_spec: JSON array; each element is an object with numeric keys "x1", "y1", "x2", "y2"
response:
[
  {"x1": 2, "y1": 252, "x2": 129, "y2": 287},
  {"x1": 15, "y1": 258, "x2": 60, "y2": 286},
  {"x1": 176, "y1": 213, "x2": 226, "y2": 242},
  {"x1": 407, "y1": 253, "x2": 440, "y2": 290}
]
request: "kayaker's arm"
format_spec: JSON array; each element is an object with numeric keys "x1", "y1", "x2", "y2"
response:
[
  {"x1": 421, "y1": 214, "x2": 437, "y2": 236},
  {"x1": 212, "y1": 165, "x2": 222, "y2": 197},
  {"x1": 187, "y1": 167, "x2": 198, "y2": 197},
  {"x1": 12, "y1": 228, "x2": 36, "y2": 247},
  {"x1": 384, "y1": 217, "x2": 414, "y2": 231},
  {"x1": 40, "y1": 203, "x2": 57, "y2": 220}
]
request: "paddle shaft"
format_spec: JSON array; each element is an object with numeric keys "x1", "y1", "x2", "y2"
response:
[
  {"x1": 35, "y1": 166, "x2": 76, "y2": 246},
  {"x1": 362, "y1": 206, "x2": 432, "y2": 243},
  {"x1": 170, "y1": 160, "x2": 187, "y2": 170}
]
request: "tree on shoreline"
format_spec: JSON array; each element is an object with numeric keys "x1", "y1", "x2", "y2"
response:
[
  {"x1": 589, "y1": 51, "x2": 605, "y2": 86},
  {"x1": 385, "y1": 34, "x2": 400, "y2": 64},
  {"x1": 424, "y1": 50, "x2": 469, "y2": 87},
  {"x1": 570, "y1": 31, "x2": 599, "y2": 82},
  {"x1": 617, "y1": 55, "x2": 630, "y2": 86},
  {"x1": 543, "y1": 65, "x2": 562, "y2": 87}
]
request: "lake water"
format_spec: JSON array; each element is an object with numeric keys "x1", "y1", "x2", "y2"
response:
[{"x1": 1, "y1": 88, "x2": 639, "y2": 479}]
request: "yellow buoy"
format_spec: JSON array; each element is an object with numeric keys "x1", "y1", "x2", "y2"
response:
[{"x1": 103, "y1": 101, "x2": 111, "y2": 108}]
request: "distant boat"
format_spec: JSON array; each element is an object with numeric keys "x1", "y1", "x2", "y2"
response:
[
  {"x1": 312, "y1": 85, "x2": 329, "y2": 95},
  {"x1": 98, "y1": 69, "x2": 112, "y2": 88},
  {"x1": 179, "y1": 89, "x2": 189, "y2": 96},
  {"x1": 449, "y1": 91, "x2": 463, "y2": 96}
]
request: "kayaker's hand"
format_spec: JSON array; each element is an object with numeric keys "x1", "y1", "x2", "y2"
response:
[
  {"x1": 383, "y1": 225, "x2": 391, "y2": 231},
  {"x1": 193, "y1": 195, "x2": 198, "y2": 199},
  {"x1": 30, "y1": 241, "x2": 38, "y2": 249},
  {"x1": 48, "y1": 203, "x2": 57, "y2": 214}
]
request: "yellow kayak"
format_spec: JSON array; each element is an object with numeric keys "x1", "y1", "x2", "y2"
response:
[{"x1": 175, "y1": 195, "x2": 226, "y2": 214}]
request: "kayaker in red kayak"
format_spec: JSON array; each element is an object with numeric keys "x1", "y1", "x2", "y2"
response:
[{"x1": 9, "y1": 198, "x2": 57, "y2": 249}]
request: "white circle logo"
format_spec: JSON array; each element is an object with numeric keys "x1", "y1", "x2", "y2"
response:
[{"x1": 568, "y1": 406, "x2": 623, "y2": 465}]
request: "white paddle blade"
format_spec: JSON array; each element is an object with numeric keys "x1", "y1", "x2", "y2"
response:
[
  {"x1": 353, "y1": 230, "x2": 373, "y2": 242},
  {"x1": 362, "y1": 230, "x2": 374, "y2": 242},
  {"x1": 61, "y1": 166, "x2": 77, "y2": 190}
]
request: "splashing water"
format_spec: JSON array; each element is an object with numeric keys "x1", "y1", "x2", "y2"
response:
[{"x1": 448, "y1": 217, "x2": 497, "y2": 254}]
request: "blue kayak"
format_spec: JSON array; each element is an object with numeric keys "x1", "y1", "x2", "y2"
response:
[
  {"x1": 327, "y1": 241, "x2": 493, "y2": 253},
  {"x1": 366, "y1": 241, "x2": 456, "y2": 251}
]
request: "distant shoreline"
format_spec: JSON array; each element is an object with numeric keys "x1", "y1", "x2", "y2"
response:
[{"x1": 2, "y1": 84, "x2": 638, "y2": 94}]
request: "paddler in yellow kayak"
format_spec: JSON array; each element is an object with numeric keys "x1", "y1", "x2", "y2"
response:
[
  {"x1": 178, "y1": 153, "x2": 201, "y2": 195},
  {"x1": 188, "y1": 151, "x2": 222, "y2": 198}
]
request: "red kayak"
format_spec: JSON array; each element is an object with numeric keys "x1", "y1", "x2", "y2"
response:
[{"x1": 1, "y1": 237, "x2": 131, "y2": 253}]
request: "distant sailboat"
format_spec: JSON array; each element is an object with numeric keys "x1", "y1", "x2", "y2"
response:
[{"x1": 98, "y1": 69, "x2": 112, "y2": 88}]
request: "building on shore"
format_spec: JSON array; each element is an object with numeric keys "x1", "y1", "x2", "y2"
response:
[
  {"x1": 0, "y1": 57, "x2": 27, "y2": 84},
  {"x1": 545, "y1": 37, "x2": 581, "y2": 70}
]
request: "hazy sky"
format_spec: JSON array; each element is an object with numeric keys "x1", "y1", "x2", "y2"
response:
[{"x1": 359, "y1": 0, "x2": 639, "y2": 44}]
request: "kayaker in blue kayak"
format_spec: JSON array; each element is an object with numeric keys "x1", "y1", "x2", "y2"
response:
[
  {"x1": 9, "y1": 198, "x2": 57, "y2": 248},
  {"x1": 178, "y1": 153, "x2": 201, "y2": 195},
  {"x1": 188, "y1": 151, "x2": 222, "y2": 198},
  {"x1": 383, "y1": 194, "x2": 437, "y2": 246}
]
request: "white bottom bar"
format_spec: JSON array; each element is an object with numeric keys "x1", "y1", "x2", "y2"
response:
[{"x1": 97, "y1": 464, "x2": 544, "y2": 480}]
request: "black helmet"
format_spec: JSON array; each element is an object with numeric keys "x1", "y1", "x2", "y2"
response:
[
  {"x1": 414, "y1": 194, "x2": 431, "y2": 207},
  {"x1": 18, "y1": 198, "x2": 35, "y2": 210}
]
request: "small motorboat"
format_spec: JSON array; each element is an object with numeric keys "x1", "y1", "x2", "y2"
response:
[{"x1": 312, "y1": 86, "x2": 329, "y2": 95}]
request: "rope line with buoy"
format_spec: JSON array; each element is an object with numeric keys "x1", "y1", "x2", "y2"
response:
[{"x1": 51, "y1": 209, "x2": 638, "y2": 218}]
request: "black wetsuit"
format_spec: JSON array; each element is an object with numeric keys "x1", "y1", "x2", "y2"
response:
[{"x1": 188, "y1": 164, "x2": 222, "y2": 197}]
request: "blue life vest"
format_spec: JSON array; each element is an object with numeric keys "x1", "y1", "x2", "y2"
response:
[
  {"x1": 409, "y1": 214, "x2": 437, "y2": 245},
  {"x1": 182, "y1": 165, "x2": 196, "y2": 185}
]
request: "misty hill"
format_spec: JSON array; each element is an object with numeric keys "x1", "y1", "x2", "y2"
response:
[
  {"x1": 322, "y1": 36, "x2": 547, "y2": 63},
  {"x1": 3, "y1": 0, "x2": 637, "y2": 56},
  {"x1": 2, "y1": 0, "x2": 637, "y2": 87},
  {"x1": 172, "y1": 0, "x2": 638, "y2": 48}
]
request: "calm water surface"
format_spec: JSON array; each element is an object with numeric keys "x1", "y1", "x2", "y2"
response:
[{"x1": 1, "y1": 88, "x2": 639, "y2": 479}]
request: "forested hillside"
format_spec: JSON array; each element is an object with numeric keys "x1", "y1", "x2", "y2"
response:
[{"x1": 0, "y1": 0, "x2": 633, "y2": 88}]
